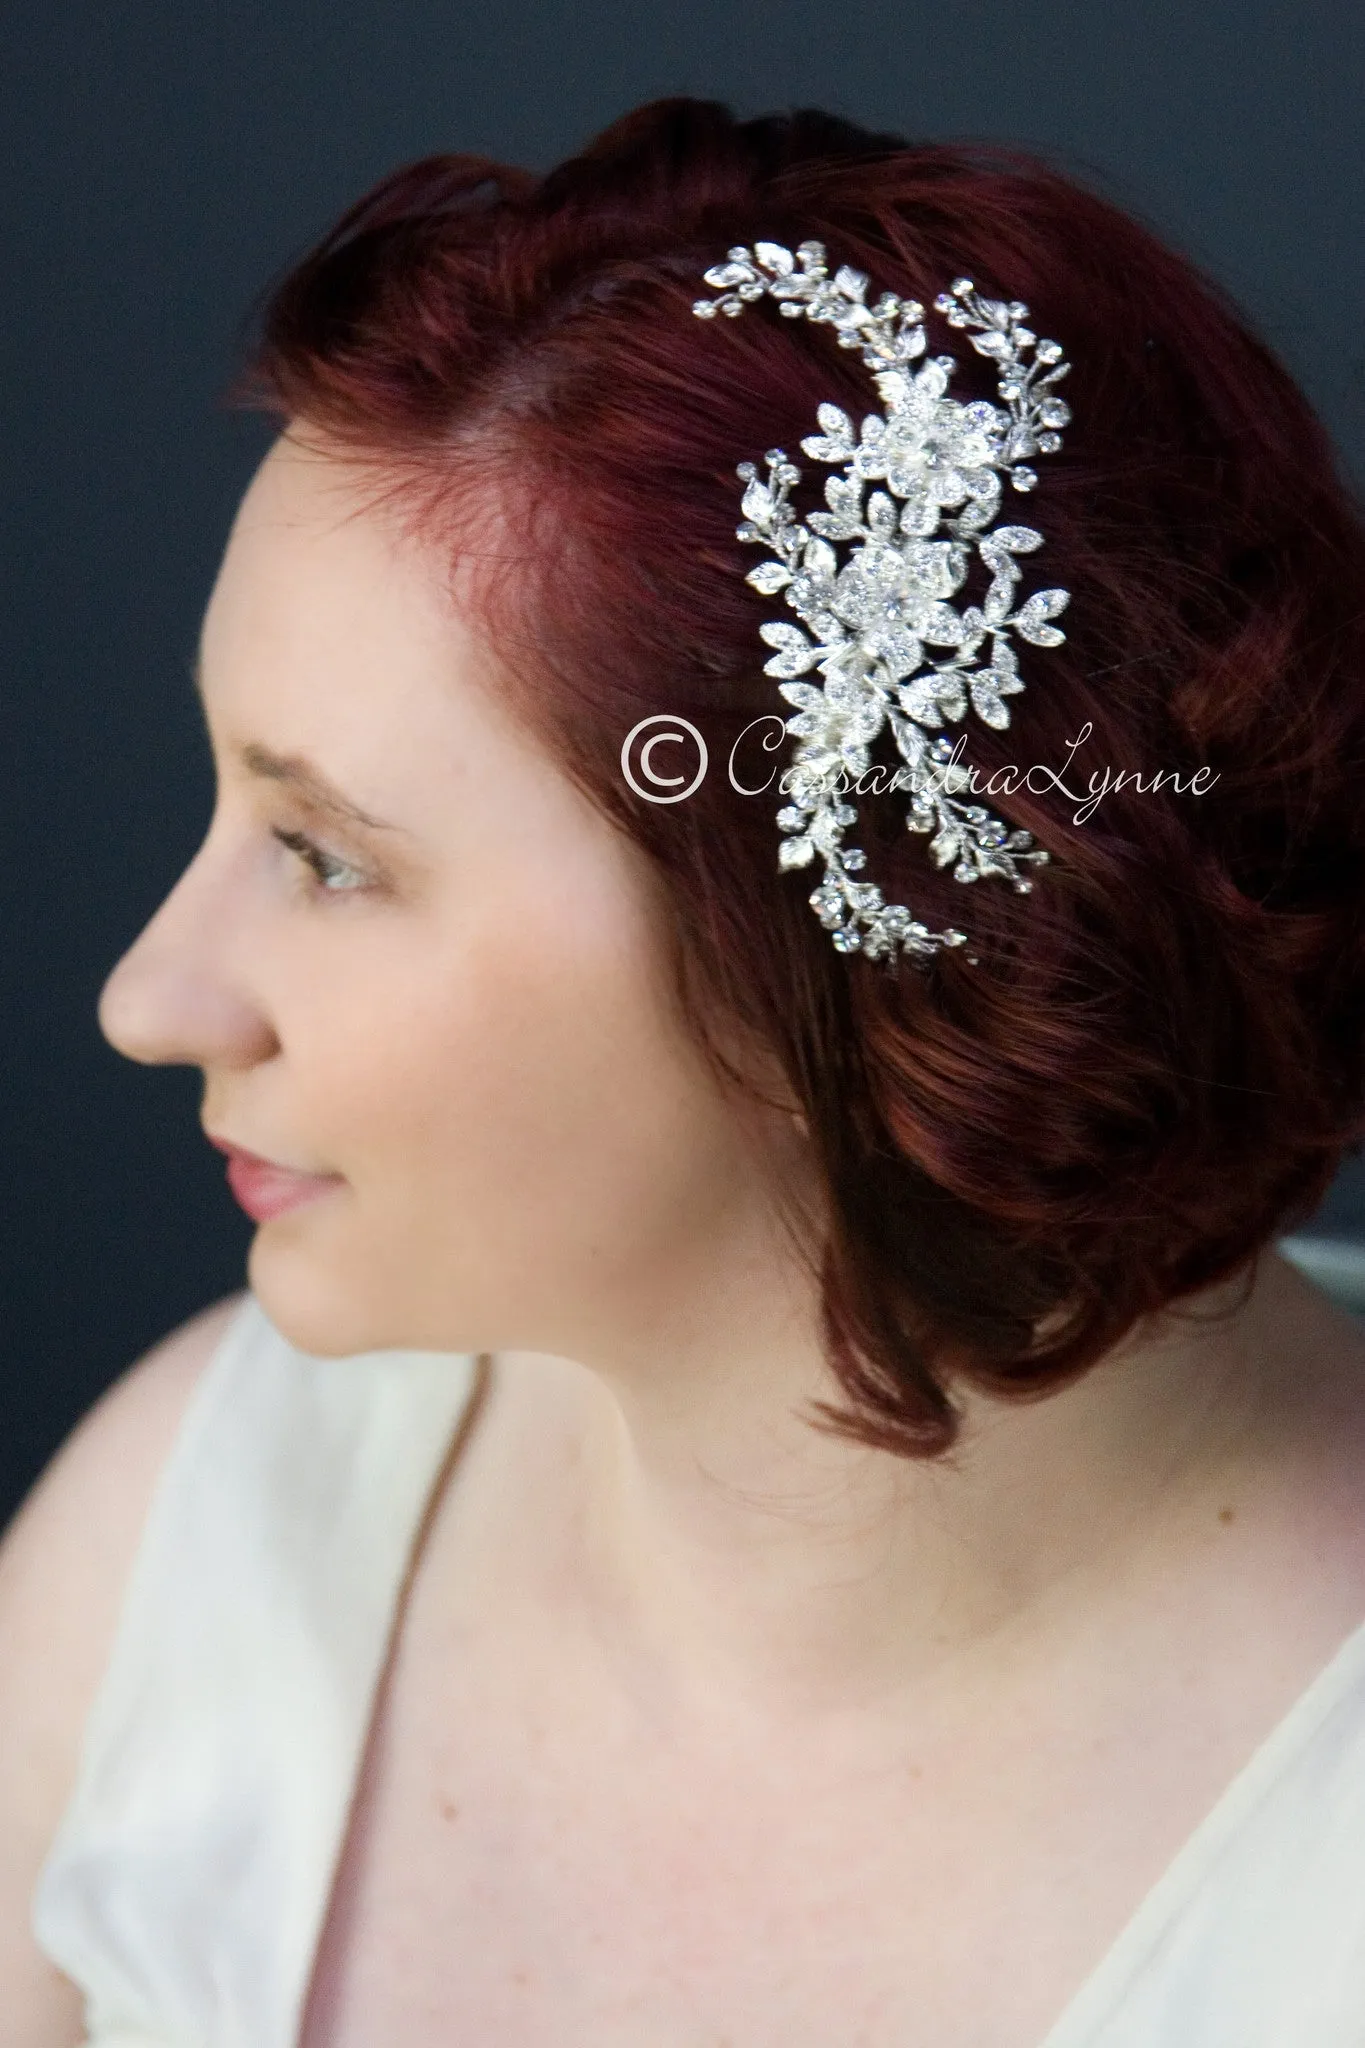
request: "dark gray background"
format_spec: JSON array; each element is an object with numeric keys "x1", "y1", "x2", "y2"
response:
[{"x1": 5, "y1": 0, "x2": 1365, "y2": 1533}]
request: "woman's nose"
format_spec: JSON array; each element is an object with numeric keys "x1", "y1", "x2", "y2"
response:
[{"x1": 96, "y1": 841, "x2": 276, "y2": 1072}]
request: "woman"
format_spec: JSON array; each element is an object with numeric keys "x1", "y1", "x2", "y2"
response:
[{"x1": 6, "y1": 95, "x2": 1365, "y2": 2046}]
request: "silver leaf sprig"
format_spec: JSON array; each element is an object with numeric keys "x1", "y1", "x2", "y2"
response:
[{"x1": 693, "y1": 239, "x2": 1072, "y2": 965}]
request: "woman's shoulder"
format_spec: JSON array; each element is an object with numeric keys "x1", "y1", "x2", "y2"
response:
[{"x1": 0, "y1": 1288, "x2": 249, "y2": 2047}]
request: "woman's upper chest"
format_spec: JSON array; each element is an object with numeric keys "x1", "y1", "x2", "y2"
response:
[
  {"x1": 293, "y1": 1568, "x2": 1341, "y2": 2048},
  {"x1": 294, "y1": 1346, "x2": 1365, "y2": 2048}
]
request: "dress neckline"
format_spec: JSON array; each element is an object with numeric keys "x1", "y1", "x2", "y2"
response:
[
  {"x1": 292, "y1": 1336, "x2": 1365, "y2": 2048},
  {"x1": 1033, "y1": 1608, "x2": 1365, "y2": 2046}
]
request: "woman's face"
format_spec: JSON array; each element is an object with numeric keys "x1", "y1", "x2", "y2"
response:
[{"x1": 98, "y1": 432, "x2": 794, "y2": 1362}]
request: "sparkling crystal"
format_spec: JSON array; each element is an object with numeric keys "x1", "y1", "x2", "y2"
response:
[
  {"x1": 693, "y1": 236, "x2": 1071, "y2": 968},
  {"x1": 778, "y1": 835, "x2": 815, "y2": 870}
]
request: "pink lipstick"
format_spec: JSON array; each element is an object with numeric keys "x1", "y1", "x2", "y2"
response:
[{"x1": 207, "y1": 1136, "x2": 344, "y2": 1222}]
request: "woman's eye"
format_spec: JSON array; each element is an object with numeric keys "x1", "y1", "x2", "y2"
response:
[{"x1": 271, "y1": 827, "x2": 370, "y2": 897}]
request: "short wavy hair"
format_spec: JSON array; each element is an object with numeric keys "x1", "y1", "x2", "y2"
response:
[{"x1": 240, "y1": 96, "x2": 1365, "y2": 1457}]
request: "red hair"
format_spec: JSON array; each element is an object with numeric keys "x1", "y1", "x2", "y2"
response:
[{"x1": 241, "y1": 97, "x2": 1365, "y2": 1456}]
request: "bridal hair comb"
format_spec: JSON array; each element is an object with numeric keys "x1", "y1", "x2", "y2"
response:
[{"x1": 693, "y1": 240, "x2": 1073, "y2": 966}]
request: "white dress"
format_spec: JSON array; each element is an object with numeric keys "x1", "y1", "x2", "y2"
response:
[{"x1": 28, "y1": 1289, "x2": 1365, "y2": 2046}]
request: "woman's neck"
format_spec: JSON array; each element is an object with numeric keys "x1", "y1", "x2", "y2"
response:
[{"x1": 482, "y1": 1234, "x2": 1365, "y2": 1725}]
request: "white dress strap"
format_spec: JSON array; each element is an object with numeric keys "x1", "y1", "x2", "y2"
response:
[
  {"x1": 29, "y1": 1291, "x2": 482, "y2": 2048},
  {"x1": 1040, "y1": 1612, "x2": 1365, "y2": 2045}
]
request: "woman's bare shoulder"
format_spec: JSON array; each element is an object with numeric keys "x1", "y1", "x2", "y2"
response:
[{"x1": 0, "y1": 1288, "x2": 249, "y2": 2048}]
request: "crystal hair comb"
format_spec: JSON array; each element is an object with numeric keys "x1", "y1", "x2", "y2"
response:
[{"x1": 693, "y1": 239, "x2": 1072, "y2": 967}]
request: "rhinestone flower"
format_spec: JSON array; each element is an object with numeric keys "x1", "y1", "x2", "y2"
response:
[{"x1": 694, "y1": 241, "x2": 1072, "y2": 966}]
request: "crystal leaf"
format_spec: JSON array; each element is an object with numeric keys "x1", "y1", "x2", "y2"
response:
[
  {"x1": 760, "y1": 623, "x2": 819, "y2": 676},
  {"x1": 1013, "y1": 588, "x2": 1071, "y2": 644},
  {"x1": 935, "y1": 676, "x2": 968, "y2": 721},
  {"x1": 754, "y1": 241, "x2": 795, "y2": 275},
  {"x1": 919, "y1": 603, "x2": 966, "y2": 646},
  {"x1": 703, "y1": 262, "x2": 753, "y2": 288},
  {"x1": 978, "y1": 662, "x2": 1023, "y2": 701},
  {"x1": 741, "y1": 479, "x2": 775, "y2": 523},
  {"x1": 929, "y1": 828, "x2": 961, "y2": 867},
  {"x1": 778, "y1": 834, "x2": 815, "y2": 869},
  {"x1": 983, "y1": 580, "x2": 1014, "y2": 626},
  {"x1": 761, "y1": 622, "x2": 813, "y2": 649},
  {"x1": 812, "y1": 812, "x2": 847, "y2": 857},
  {"x1": 968, "y1": 330, "x2": 1012, "y2": 360},
  {"x1": 834, "y1": 265, "x2": 870, "y2": 300},
  {"x1": 898, "y1": 678, "x2": 943, "y2": 726},
  {"x1": 875, "y1": 370, "x2": 912, "y2": 412},
  {"x1": 824, "y1": 474, "x2": 864, "y2": 516},
  {"x1": 807, "y1": 511, "x2": 864, "y2": 541},
  {"x1": 969, "y1": 676, "x2": 1011, "y2": 729},
  {"x1": 746, "y1": 561, "x2": 792, "y2": 594}
]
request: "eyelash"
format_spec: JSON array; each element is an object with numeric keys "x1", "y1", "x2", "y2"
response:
[{"x1": 271, "y1": 827, "x2": 370, "y2": 899}]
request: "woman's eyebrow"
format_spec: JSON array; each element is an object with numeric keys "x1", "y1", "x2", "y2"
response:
[
  {"x1": 238, "y1": 740, "x2": 410, "y2": 834},
  {"x1": 192, "y1": 656, "x2": 411, "y2": 834}
]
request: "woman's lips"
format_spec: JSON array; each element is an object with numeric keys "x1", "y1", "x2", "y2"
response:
[{"x1": 207, "y1": 1137, "x2": 344, "y2": 1222}]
